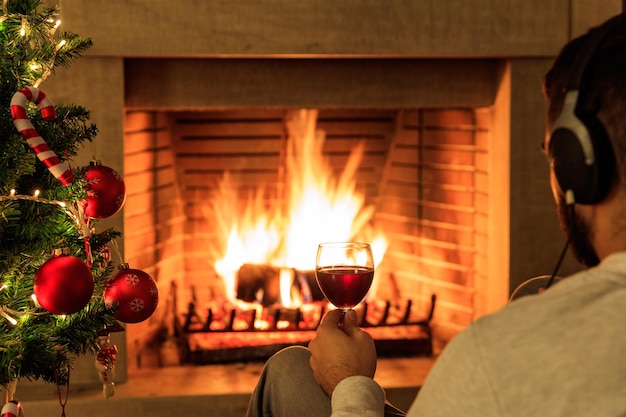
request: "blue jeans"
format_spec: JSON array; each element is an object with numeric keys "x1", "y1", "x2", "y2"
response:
[{"x1": 245, "y1": 346, "x2": 406, "y2": 417}]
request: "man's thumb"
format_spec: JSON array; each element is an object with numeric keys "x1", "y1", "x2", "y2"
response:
[{"x1": 342, "y1": 309, "x2": 360, "y2": 334}]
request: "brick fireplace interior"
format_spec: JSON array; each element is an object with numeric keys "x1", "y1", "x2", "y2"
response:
[{"x1": 121, "y1": 58, "x2": 511, "y2": 370}]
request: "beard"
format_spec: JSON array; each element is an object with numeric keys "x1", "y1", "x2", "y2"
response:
[{"x1": 556, "y1": 193, "x2": 600, "y2": 267}]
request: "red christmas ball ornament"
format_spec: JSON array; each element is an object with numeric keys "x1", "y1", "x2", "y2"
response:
[
  {"x1": 104, "y1": 266, "x2": 158, "y2": 323},
  {"x1": 34, "y1": 250, "x2": 94, "y2": 315},
  {"x1": 84, "y1": 161, "x2": 126, "y2": 219}
]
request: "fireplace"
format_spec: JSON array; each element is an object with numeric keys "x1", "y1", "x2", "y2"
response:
[
  {"x1": 122, "y1": 67, "x2": 502, "y2": 368},
  {"x1": 37, "y1": 0, "x2": 604, "y2": 387}
]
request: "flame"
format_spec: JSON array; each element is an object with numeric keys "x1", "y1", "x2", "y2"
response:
[{"x1": 209, "y1": 109, "x2": 388, "y2": 306}]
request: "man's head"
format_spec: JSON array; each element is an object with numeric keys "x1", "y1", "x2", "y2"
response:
[{"x1": 543, "y1": 14, "x2": 626, "y2": 266}]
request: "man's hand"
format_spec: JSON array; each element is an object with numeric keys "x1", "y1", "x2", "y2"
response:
[{"x1": 308, "y1": 309, "x2": 377, "y2": 397}]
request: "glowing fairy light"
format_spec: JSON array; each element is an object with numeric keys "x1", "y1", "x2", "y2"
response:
[
  {"x1": 55, "y1": 39, "x2": 66, "y2": 51},
  {"x1": 31, "y1": 293, "x2": 41, "y2": 307},
  {"x1": 47, "y1": 18, "x2": 61, "y2": 30}
]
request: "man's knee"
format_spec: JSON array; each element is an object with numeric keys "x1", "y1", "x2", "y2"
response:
[{"x1": 266, "y1": 345, "x2": 311, "y2": 373}]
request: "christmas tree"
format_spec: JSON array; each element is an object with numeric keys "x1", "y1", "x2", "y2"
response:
[{"x1": 0, "y1": 0, "x2": 155, "y2": 402}]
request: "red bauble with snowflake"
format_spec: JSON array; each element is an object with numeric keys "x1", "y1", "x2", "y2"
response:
[
  {"x1": 84, "y1": 161, "x2": 126, "y2": 219},
  {"x1": 104, "y1": 266, "x2": 158, "y2": 323},
  {"x1": 34, "y1": 251, "x2": 94, "y2": 315}
]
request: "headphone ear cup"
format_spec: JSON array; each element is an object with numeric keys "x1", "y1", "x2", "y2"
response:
[{"x1": 549, "y1": 99, "x2": 614, "y2": 204}]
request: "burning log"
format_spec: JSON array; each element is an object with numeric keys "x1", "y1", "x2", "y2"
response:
[
  {"x1": 237, "y1": 263, "x2": 282, "y2": 306},
  {"x1": 236, "y1": 263, "x2": 325, "y2": 306},
  {"x1": 295, "y1": 269, "x2": 325, "y2": 302}
]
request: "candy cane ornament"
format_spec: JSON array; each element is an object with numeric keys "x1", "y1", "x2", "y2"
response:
[{"x1": 11, "y1": 87, "x2": 74, "y2": 185}]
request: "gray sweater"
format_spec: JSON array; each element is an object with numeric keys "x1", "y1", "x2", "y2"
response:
[{"x1": 332, "y1": 252, "x2": 626, "y2": 416}]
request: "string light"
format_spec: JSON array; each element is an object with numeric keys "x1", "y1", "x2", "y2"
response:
[
  {"x1": 0, "y1": 299, "x2": 44, "y2": 324},
  {"x1": 31, "y1": 293, "x2": 41, "y2": 307},
  {"x1": 0, "y1": 309, "x2": 17, "y2": 325},
  {"x1": 47, "y1": 18, "x2": 61, "y2": 34},
  {"x1": 0, "y1": 191, "x2": 81, "y2": 226},
  {"x1": 55, "y1": 39, "x2": 66, "y2": 51},
  {"x1": 35, "y1": 38, "x2": 67, "y2": 87},
  {"x1": 0, "y1": 284, "x2": 18, "y2": 325},
  {"x1": 4, "y1": 11, "x2": 66, "y2": 87}
]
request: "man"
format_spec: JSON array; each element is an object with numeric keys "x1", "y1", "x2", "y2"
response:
[{"x1": 245, "y1": 13, "x2": 626, "y2": 417}]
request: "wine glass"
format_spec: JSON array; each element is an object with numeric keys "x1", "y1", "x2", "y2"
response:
[{"x1": 315, "y1": 242, "x2": 375, "y2": 314}]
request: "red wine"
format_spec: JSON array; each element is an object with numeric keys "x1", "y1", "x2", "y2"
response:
[{"x1": 315, "y1": 266, "x2": 374, "y2": 309}]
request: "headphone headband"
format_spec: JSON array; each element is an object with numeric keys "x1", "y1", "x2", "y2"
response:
[{"x1": 565, "y1": 14, "x2": 625, "y2": 93}]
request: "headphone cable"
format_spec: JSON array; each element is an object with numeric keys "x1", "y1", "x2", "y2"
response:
[{"x1": 545, "y1": 191, "x2": 575, "y2": 289}]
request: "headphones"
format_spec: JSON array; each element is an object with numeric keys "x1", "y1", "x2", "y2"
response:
[{"x1": 548, "y1": 14, "x2": 624, "y2": 205}]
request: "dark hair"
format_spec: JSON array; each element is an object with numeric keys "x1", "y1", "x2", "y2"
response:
[{"x1": 543, "y1": 17, "x2": 626, "y2": 182}]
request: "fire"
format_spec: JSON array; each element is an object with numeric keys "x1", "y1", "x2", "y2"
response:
[{"x1": 209, "y1": 109, "x2": 388, "y2": 307}]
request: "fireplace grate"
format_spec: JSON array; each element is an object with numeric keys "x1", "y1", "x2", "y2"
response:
[{"x1": 178, "y1": 295, "x2": 436, "y2": 364}]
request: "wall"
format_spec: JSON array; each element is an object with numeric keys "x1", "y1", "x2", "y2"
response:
[
  {"x1": 374, "y1": 108, "x2": 493, "y2": 340},
  {"x1": 123, "y1": 112, "x2": 186, "y2": 369},
  {"x1": 51, "y1": 0, "x2": 614, "y2": 57},
  {"x1": 39, "y1": 0, "x2": 621, "y2": 385}
]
